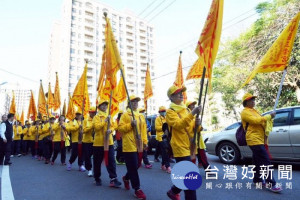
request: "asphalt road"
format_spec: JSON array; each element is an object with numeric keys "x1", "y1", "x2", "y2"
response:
[{"x1": 2, "y1": 152, "x2": 299, "y2": 200}]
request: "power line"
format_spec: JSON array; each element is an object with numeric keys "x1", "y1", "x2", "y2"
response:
[
  {"x1": 0, "y1": 67, "x2": 38, "y2": 83},
  {"x1": 148, "y1": 0, "x2": 177, "y2": 22},
  {"x1": 138, "y1": 0, "x2": 159, "y2": 17},
  {"x1": 142, "y1": 0, "x2": 167, "y2": 19}
]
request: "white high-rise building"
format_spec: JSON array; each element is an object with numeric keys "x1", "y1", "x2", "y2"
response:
[{"x1": 48, "y1": 0, "x2": 156, "y2": 114}]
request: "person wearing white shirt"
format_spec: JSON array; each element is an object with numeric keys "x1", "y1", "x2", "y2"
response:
[{"x1": 0, "y1": 113, "x2": 14, "y2": 165}]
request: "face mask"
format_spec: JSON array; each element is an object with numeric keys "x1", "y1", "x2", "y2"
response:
[{"x1": 161, "y1": 112, "x2": 166, "y2": 117}]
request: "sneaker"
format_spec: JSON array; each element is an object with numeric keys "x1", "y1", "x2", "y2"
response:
[
  {"x1": 45, "y1": 160, "x2": 49, "y2": 164},
  {"x1": 10, "y1": 155, "x2": 14, "y2": 158},
  {"x1": 122, "y1": 176, "x2": 130, "y2": 190},
  {"x1": 166, "y1": 167, "x2": 172, "y2": 174},
  {"x1": 67, "y1": 163, "x2": 72, "y2": 171},
  {"x1": 145, "y1": 164, "x2": 152, "y2": 169},
  {"x1": 267, "y1": 184, "x2": 282, "y2": 193},
  {"x1": 17, "y1": 154, "x2": 22, "y2": 157},
  {"x1": 161, "y1": 165, "x2": 166, "y2": 171},
  {"x1": 79, "y1": 165, "x2": 86, "y2": 172},
  {"x1": 110, "y1": 178, "x2": 122, "y2": 188},
  {"x1": 154, "y1": 158, "x2": 160, "y2": 162},
  {"x1": 87, "y1": 170, "x2": 93, "y2": 177},
  {"x1": 95, "y1": 179, "x2": 102, "y2": 186},
  {"x1": 134, "y1": 189, "x2": 146, "y2": 200},
  {"x1": 167, "y1": 189, "x2": 180, "y2": 200},
  {"x1": 51, "y1": 161, "x2": 54, "y2": 165}
]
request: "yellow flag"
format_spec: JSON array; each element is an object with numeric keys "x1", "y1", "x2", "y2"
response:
[
  {"x1": 97, "y1": 49, "x2": 106, "y2": 99},
  {"x1": 9, "y1": 91, "x2": 16, "y2": 114},
  {"x1": 241, "y1": 12, "x2": 300, "y2": 87},
  {"x1": 194, "y1": 0, "x2": 223, "y2": 85},
  {"x1": 116, "y1": 69, "x2": 127, "y2": 103},
  {"x1": 66, "y1": 95, "x2": 75, "y2": 121},
  {"x1": 105, "y1": 15, "x2": 122, "y2": 89},
  {"x1": 144, "y1": 64, "x2": 153, "y2": 107},
  {"x1": 38, "y1": 81, "x2": 47, "y2": 116},
  {"x1": 174, "y1": 52, "x2": 187, "y2": 103},
  {"x1": 27, "y1": 90, "x2": 37, "y2": 120},
  {"x1": 20, "y1": 109, "x2": 24, "y2": 126},
  {"x1": 110, "y1": 92, "x2": 120, "y2": 118},
  {"x1": 186, "y1": 57, "x2": 208, "y2": 80},
  {"x1": 72, "y1": 63, "x2": 90, "y2": 116},
  {"x1": 62, "y1": 99, "x2": 66, "y2": 116},
  {"x1": 53, "y1": 72, "x2": 61, "y2": 111},
  {"x1": 47, "y1": 82, "x2": 55, "y2": 110}
]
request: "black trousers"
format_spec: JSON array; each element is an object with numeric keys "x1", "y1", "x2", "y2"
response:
[
  {"x1": 171, "y1": 156, "x2": 197, "y2": 200},
  {"x1": 69, "y1": 142, "x2": 83, "y2": 166},
  {"x1": 142, "y1": 150, "x2": 150, "y2": 165},
  {"x1": 29, "y1": 140, "x2": 35, "y2": 156},
  {"x1": 154, "y1": 141, "x2": 161, "y2": 159},
  {"x1": 12, "y1": 140, "x2": 21, "y2": 155},
  {"x1": 124, "y1": 152, "x2": 140, "y2": 190},
  {"x1": 0, "y1": 139, "x2": 12, "y2": 164},
  {"x1": 38, "y1": 140, "x2": 44, "y2": 157},
  {"x1": 116, "y1": 140, "x2": 125, "y2": 162},
  {"x1": 249, "y1": 145, "x2": 276, "y2": 186},
  {"x1": 93, "y1": 145, "x2": 117, "y2": 181},
  {"x1": 43, "y1": 139, "x2": 52, "y2": 160},
  {"x1": 22, "y1": 140, "x2": 30, "y2": 154},
  {"x1": 51, "y1": 141, "x2": 66, "y2": 163},
  {"x1": 158, "y1": 141, "x2": 170, "y2": 168},
  {"x1": 83, "y1": 142, "x2": 93, "y2": 170}
]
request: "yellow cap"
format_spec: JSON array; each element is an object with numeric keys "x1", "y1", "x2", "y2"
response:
[
  {"x1": 97, "y1": 99, "x2": 109, "y2": 107},
  {"x1": 167, "y1": 85, "x2": 187, "y2": 98},
  {"x1": 158, "y1": 106, "x2": 166, "y2": 112},
  {"x1": 129, "y1": 95, "x2": 141, "y2": 102},
  {"x1": 89, "y1": 106, "x2": 96, "y2": 112},
  {"x1": 186, "y1": 100, "x2": 197, "y2": 108},
  {"x1": 139, "y1": 108, "x2": 145, "y2": 113},
  {"x1": 242, "y1": 93, "x2": 257, "y2": 102}
]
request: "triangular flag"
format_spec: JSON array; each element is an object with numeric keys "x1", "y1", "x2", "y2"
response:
[
  {"x1": 174, "y1": 52, "x2": 187, "y2": 103},
  {"x1": 66, "y1": 95, "x2": 75, "y2": 121},
  {"x1": 53, "y1": 72, "x2": 61, "y2": 111},
  {"x1": 27, "y1": 90, "x2": 37, "y2": 120},
  {"x1": 144, "y1": 63, "x2": 153, "y2": 108},
  {"x1": 47, "y1": 82, "x2": 55, "y2": 110},
  {"x1": 9, "y1": 91, "x2": 16, "y2": 114}
]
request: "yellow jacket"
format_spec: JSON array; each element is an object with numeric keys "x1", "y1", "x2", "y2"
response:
[
  {"x1": 166, "y1": 107, "x2": 195, "y2": 157},
  {"x1": 41, "y1": 122, "x2": 53, "y2": 140},
  {"x1": 241, "y1": 107, "x2": 272, "y2": 146},
  {"x1": 118, "y1": 109, "x2": 148, "y2": 152},
  {"x1": 22, "y1": 127, "x2": 30, "y2": 140},
  {"x1": 13, "y1": 125, "x2": 23, "y2": 140},
  {"x1": 28, "y1": 126, "x2": 36, "y2": 141},
  {"x1": 83, "y1": 117, "x2": 94, "y2": 143},
  {"x1": 92, "y1": 111, "x2": 115, "y2": 147},
  {"x1": 52, "y1": 122, "x2": 68, "y2": 142},
  {"x1": 155, "y1": 115, "x2": 166, "y2": 142},
  {"x1": 67, "y1": 119, "x2": 81, "y2": 143}
]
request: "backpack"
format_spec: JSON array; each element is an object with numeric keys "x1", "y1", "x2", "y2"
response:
[{"x1": 235, "y1": 122, "x2": 249, "y2": 146}]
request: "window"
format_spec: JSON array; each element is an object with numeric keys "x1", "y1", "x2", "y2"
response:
[
  {"x1": 70, "y1": 48, "x2": 75, "y2": 54},
  {"x1": 72, "y1": 8, "x2": 76, "y2": 13},
  {"x1": 72, "y1": 16, "x2": 76, "y2": 20},
  {"x1": 71, "y1": 32, "x2": 76, "y2": 37},
  {"x1": 225, "y1": 122, "x2": 241, "y2": 130},
  {"x1": 293, "y1": 108, "x2": 300, "y2": 125},
  {"x1": 273, "y1": 112, "x2": 290, "y2": 127}
]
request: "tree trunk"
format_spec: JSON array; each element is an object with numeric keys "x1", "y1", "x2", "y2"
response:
[{"x1": 296, "y1": 86, "x2": 300, "y2": 103}]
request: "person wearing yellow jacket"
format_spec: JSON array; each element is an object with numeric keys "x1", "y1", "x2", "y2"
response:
[
  {"x1": 155, "y1": 106, "x2": 172, "y2": 173},
  {"x1": 241, "y1": 93, "x2": 281, "y2": 193},
  {"x1": 118, "y1": 95, "x2": 147, "y2": 200},
  {"x1": 166, "y1": 85, "x2": 201, "y2": 200},
  {"x1": 83, "y1": 107, "x2": 96, "y2": 177},
  {"x1": 51, "y1": 115, "x2": 67, "y2": 165},
  {"x1": 36, "y1": 116, "x2": 47, "y2": 161},
  {"x1": 186, "y1": 100, "x2": 211, "y2": 173},
  {"x1": 12, "y1": 121, "x2": 23, "y2": 157},
  {"x1": 66, "y1": 112, "x2": 85, "y2": 171},
  {"x1": 92, "y1": 100, "x2": 121, "y2": 187},
  {"x1": 42, "y1": 116, "x2": 55, "y2": 164},
  {"x1": 28, "y1": 121, "x2": 38, "y2": 158},
  {"x1": 22, "y1": 121, "x2": 31, "y2": 155}
]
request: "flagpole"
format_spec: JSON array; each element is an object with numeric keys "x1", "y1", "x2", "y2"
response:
[
  {"x1": 273, "y1": 68, "x2": 287, "y2": 111},
  {"x1": 198, "y1": 79, "x2": 208, "y2": 148}
]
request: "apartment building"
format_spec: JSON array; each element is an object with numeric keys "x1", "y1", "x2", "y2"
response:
[{"x1": 48, "y1": 0, "x2": 156, "y2": 114}]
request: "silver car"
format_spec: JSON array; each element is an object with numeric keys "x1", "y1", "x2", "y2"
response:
[{"x1": 205, "y1": 106, "x2": 300, "y2": 164}]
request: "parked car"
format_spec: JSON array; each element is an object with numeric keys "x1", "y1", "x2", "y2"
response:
[{"x1": 205, "y1": 106, "x2": 300, "y2": 164}]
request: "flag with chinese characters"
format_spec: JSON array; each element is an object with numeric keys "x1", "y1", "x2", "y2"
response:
[
  {"x1": 144, "y1": 64, "x2": 153, "y2": 108},
  {"x1": 9, "y1": 91, "x2": 16, "y2": 114},
  {"x1": 174, "y1": 52, "x2": 187, "y2": 103},
  {"x1": 53, "y1": 72, "x2": 61, "y2": 111},
  {"x1": 62, "y1": 99, "x2": 66, "y2": 116},
  {"x1": 97, "y1": 49, "x2": 106, "y2": 104},
  {"x1": 27, "y1": 90, "x2": 37, "y2": 120},
  {"x1": 194, "y1": 0, "x2": 223, "y2": 86},
  {"x1": 241, "y1": 12, "x2": 300, "y2": 87},
  {"x1": 186, "y1": 57, "x2": 208, "y2": 80},
  {"x1": 72, "y1": 63, "x2": 90, "y2": 116},
  {"x1": 20, "y1": 109, "x2": 24, "y2": 125},
  {"x1": 38, "y1": 81, "x2": 47, "y2": 116},
  {"x1": 66, "y1": 95, "x2": 75, "y2": 121},
  {"x1": 47, "y1": 82, "x2": 55, "y2": 110}
]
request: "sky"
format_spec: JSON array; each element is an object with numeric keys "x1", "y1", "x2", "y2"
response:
[{"x1": 0, "y1": 0, "x2": 270, "y2": 110}]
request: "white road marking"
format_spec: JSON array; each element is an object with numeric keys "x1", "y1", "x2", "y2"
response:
[{"x1": 1, "y1": 166, "x2": 15, "y2": 200}]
